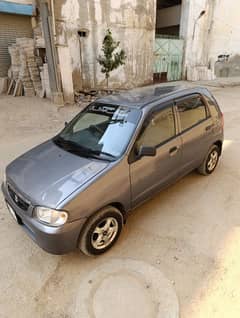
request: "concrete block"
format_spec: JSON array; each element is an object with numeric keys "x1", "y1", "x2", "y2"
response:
[
  {"x1": 52, "y1": 92, "x2": 64, "y2": 106},
  {"x1": 0, "y1": 78, "x2": 8, "y2": 94}
]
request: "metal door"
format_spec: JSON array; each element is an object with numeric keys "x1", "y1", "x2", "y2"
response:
[
  {"x1": 154, "y1": 37, "x2": 184, "y2": 82},
  {"x1": 0, "y1": 13, "x2": 32, "y2": 77}
]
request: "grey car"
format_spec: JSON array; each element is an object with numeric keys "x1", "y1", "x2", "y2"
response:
[{"x1": 2, "y1": 85, "x2": 224, "y2": 256}]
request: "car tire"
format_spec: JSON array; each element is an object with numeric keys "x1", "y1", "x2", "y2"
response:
[
  {"x1": 79, "y1": 206, "x2": 123, "y2": 256},
  {"x1": 197, "y1": 145, "x2": 220, "y2": 176}
]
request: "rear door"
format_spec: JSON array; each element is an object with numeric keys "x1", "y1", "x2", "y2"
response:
[
  {"x1": 129, "y1": 103, "x2": 182, "y2": 208},
  {"x1": 175, "y1": 94, "x2": 214, "y2": 172}
]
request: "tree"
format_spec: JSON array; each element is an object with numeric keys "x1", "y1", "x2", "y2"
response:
[{"x1": 97, "y1": 29, "x2": 126, "y2": 88}]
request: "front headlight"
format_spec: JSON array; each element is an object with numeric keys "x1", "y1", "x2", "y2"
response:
[{"x1": 34, "y1": 207, "x2": 68, "y2": 227}]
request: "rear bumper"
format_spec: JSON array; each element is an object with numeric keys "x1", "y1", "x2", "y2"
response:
[{"x1": 1, "y1": 182, "x2": 86, "y2": 254}]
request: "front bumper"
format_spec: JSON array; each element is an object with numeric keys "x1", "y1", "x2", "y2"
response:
[{"x1": 1, "y1": 182, "x2": 87, "y2": 254}]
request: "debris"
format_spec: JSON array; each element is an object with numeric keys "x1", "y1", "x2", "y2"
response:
[{"x1": 74, "y1": 89, "x2": 122, "y2": 105}]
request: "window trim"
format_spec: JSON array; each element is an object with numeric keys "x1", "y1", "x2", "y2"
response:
[
  {"x1": 128, "y1": 102, "x2": 177, "y2": 163},
  {"x1": 175, "y1": 94, "x2": 211, "y2": 134}
]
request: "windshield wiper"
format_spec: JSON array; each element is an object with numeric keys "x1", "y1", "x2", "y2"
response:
[
  {"x1": 53, "y1": 137, "x2": 116, "y2": 161},
  {"x1": 54, "y1": 137, "x2": 79, "y2": 149},
  {"x1": 89, "y1": 149, "x2": 116, "y2": 159},
  {"x1": 54, "y1": 137, "x2": 93, "y2": 156}
]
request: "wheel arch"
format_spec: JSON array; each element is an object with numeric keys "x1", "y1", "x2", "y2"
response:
[
  {"x1": 214, "y1": 140, "x2": 223, "y2": 155},
  {"x1": 77, "y1": 203, "x2": 125, "y2": 255},
  {"x1": 78, "y1": 202, "x2": 127, "y2": 243}
]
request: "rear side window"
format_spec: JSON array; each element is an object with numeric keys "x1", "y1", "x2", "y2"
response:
[
  {"x1": 136, "y1": 106, "x2": 175, "y2": 149},
  {"x1": 205, "y1": 96, "x2": 220, "y2": 117},
  {"x1": 177, "y1": 96, "x2": 208, "y2": 132}
]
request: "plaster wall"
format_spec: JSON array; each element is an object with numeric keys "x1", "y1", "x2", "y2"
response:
[
  {"x1": 208, "y1": 0, "x2": 240, "y2": 78},
  {"x1": 54, "y1": 0, "x2": 156, "y2": 97},
  {"x1": 180, "y1": 0, "x2": 214, "y2": 80},
  {"x1": 181, "y1": 0, "x2": 240, "y2": 80}
]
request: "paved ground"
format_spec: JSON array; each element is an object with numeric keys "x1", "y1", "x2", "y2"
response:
[{"x1": 0, "y1": 86, "x2": 240, "y2": 317}]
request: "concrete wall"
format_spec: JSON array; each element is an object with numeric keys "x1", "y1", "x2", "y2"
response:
[
  {"x1": 180, "y1": 0, "x2": 214, "y2": 80},
  {"x1": 208, "y1": 0, "x2": 240, "y2": 78},
  {"x1": 53, "y1": 0, "x2": 156, "y2": 101},
  {"x1": 181, "y1": 0, "x2": 240, "y2": 80},
  {"x1": 156, "y1": 5, "x2": 181, "y2": 29}
]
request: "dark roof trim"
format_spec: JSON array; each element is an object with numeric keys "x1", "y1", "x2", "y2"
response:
[{"x1": 0, "y1": 1, "x2": 35, "y2": 16}]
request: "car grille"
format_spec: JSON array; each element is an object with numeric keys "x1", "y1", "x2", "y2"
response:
[{"x1": 8, "y1": 185, "x2": 30, "y2": 211}]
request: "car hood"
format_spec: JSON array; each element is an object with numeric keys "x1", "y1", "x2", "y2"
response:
[{"x1": 6, "y1": 140, "x2": 109, "y2": 208}]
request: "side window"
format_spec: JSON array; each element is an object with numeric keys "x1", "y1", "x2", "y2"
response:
[
  {"x1": 177, "y1": 96, "x2": 208, "y2": 132},
  {"x1": 205, "y1": 96, "x2": 220, "y2": 118},
  {"x1": 136, "y1": 106, "x2": 175, "y2": 149}
]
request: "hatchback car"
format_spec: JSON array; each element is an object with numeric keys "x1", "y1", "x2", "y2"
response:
[{"x1": 2, "y1": 85, "x2": 224, "y2": 256}]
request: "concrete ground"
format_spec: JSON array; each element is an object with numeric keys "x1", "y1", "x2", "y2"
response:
[{"x1": 0, "y1": 86, "x2": 240, "y2": 317}]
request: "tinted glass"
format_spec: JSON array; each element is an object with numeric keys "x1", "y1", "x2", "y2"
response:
[
  {"x1": 205, "y1": 96, "x2": 219, "y2": 117},
  {"x1": 54, "y1": 103, "x2": 142, "y2": 160},
  {"x1": 136, "y1": 106, "x2": 175, "y2": 149},
  {"x1": 177, "y1": 96, "x2": 207, "y2": 131}
]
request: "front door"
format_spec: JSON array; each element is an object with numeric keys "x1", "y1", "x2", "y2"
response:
[{"x1": 129, "y1": 104, "x2": 182, "y2": 208}]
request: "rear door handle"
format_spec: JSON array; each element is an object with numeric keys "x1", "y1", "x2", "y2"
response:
[
  {"x1": 169, "y1": 146, "x2": 179, "y2": 156},
  {"x1": 206, "y1": 124, "x2": 214, "y2": 131}
]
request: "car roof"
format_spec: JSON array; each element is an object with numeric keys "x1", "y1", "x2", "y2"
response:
[{"x1": 96, "y1": 85, "x2": 209, "y2": 109}]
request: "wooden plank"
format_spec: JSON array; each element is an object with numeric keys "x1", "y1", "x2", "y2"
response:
[
  {"x1": 13, "y1": 80, "x2": 23, "y2": 97},
  {"x1": 7, "y1": 79, "x2": 15, "y2": 95}
]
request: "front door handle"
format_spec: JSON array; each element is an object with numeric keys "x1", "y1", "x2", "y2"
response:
[{"x1": 169, "y1": 146, "x2": 179, "y2": 156}]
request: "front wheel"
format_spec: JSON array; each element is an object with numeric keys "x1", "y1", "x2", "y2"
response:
[
  {"x1": 197, "y1": 145, "x2": 220, "y2": 176},
  {"x1": 79, "y1": 206, "x2": 123, "y2": 256}
]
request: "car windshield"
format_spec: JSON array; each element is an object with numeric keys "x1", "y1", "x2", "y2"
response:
[{"x1": 53, "y1": 103, "x2": 142, "y2": 161}]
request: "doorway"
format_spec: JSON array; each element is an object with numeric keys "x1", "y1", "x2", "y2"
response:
[{"x1": 154, "y1": 0, "x2": 184, "y2": 83}]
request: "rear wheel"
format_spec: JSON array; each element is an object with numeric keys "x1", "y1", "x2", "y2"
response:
[
  {"x1": 197, "y1": 145, "x2": 220, "y2": 176},
  {"x1": 79, "y1": 206, "x2": 123, "y2": 256}
]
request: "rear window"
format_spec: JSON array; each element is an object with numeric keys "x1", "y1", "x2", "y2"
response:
[
  {"x1": 177, "y1": 96, "x2": 208, "y2": 132},
  {"x1": 205, "y1": 96, "x2": 220, "y2": 117}
]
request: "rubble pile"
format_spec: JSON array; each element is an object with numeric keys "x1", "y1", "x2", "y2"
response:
[{"x1": 74, "y1": 89, "x2": 121, "y2": 104}]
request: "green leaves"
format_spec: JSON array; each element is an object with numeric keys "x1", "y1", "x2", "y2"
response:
[{"x1": 97, "y1": 29, "x2": 126, "y2": 85}]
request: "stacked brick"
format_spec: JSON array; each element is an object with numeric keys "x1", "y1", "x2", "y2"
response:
[{"x1": 8, "y1": 38, "x2": 43, "y2": 97}]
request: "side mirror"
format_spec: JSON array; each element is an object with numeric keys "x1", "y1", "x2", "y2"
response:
[
  {"x1": 64, "y1": 121, "x2": 68, "y2": 127},
  {"x1": 138, "y1": 145, "x2": 156, "y2": 158}
]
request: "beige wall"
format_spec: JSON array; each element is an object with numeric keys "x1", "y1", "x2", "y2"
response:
[
  {"x1": 208, "y1": 0, "x2": 240, "y2": 59},
  {"x1": 181, "y1": 0, "x2": 240, "y2": 80},
  {"x1": 53, "y1": 0, "x2": 156, "y2": 99}
]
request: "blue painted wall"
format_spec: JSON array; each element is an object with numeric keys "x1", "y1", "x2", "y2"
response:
[{"x1": 0, "y1": 1, "x2": 34, "y2": 16}]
